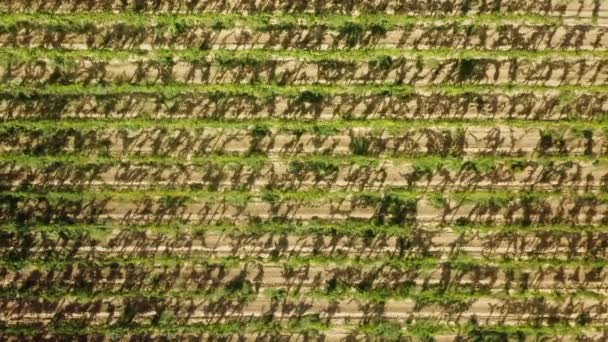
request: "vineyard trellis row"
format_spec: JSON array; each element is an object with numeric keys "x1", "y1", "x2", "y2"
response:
[{"x1": 1, "y1": 0, "x2": 608, "y2": 340}]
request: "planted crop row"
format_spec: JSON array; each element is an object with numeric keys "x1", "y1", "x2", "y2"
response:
[
  {"x1": 4, "y1": 249, "x2": 608, "y2": 324},
  {"x1": 1, "y1": 189, "x2": 608, "y2": 226},
  {"x1": 4, "y1": 282, "x2": 601, "y2": 308},
  {"x1": 5, "y1": 47, "x2": 608, "y2": 63},
  {"x1": 3, "y1": 54, "x2": 608, "y2": 86},
  {"x1": 3, "y1": 319, "x2": 604, "y2": 341},
  {"x1": 1, "y1": 292, "x2": 606, "y2": 326},
  {"x1": 9, "y1": 187, "x2": 586, "y2": 203},
  {"x1": 1, "y1": 249, "x2": 607, "y2": 298},
  {"x1": 2, "y1": 0, "x2": 603, "y2": 17},
  {"x1": 3, "y1": 219, "x2": 608, "y2": 257},
  {"x1": 2, "y1": 155, "x2": 608, "y2": 192},
  {"x1": 5, "y1": 218, "x2": 608, "y2": 237},
  {"x1": 5, "y1": 82, "x2": 607, "y2": 96},
  {"x1": 0, "y1": 12, "x2": 569, "y2": 31},
  {"x1": 0, "y1": 122, "x2": 605, "y2": 157},
  {"x1": 4, "y1": 252, "x2": 608, "y2": 288},
  {"x1": 2, "y1": 87, "x2": 606, "y2": 121},
  {"x1": 0, "y1": 17, "x2": 605, "y2": 50},
  {"x1": 3, "y1": 224, "x2": 608, "y2": 261}
]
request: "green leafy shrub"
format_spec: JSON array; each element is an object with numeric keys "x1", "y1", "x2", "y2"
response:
[
  {"x1": 371, "y1": 55, "x2": 393, "y2": 70},
  {"x1": 297, "y1": 90, "x2": 324, "y2": 104},
  {"x1": 261, "y1": 190, "x2": 281, "y2": 205},
  {"x1": 374, "y1": 194, "x2": 417, "y2": 226},
  {"x1": 250, "y1": 124, "x2": 271, "y2": 138},
  {"x1": 338, "y1": 22, "x2": 364, "y2": 47},
  {"x1": 360, "y1": 321, "x2": 403, "y2": 340},
  {"x1": 457, "y1": 58, "x2": 477, "y2": 81},
  {"x1": 350, "y1": 137, "x2": 371, "y2": 155}
]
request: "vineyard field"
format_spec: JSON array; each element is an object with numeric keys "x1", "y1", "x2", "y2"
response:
[{"x1": 1, "y1": 0, "x2": 608, "y2": 341}]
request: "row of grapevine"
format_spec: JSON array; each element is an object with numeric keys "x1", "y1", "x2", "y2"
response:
[{"x1": 1, "y1": 0, "x2": 608, "y2": 340}]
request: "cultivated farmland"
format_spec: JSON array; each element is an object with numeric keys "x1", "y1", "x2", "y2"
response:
[{"x1": 1, "y1": 0, "x2": 608, "y2": 340}]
